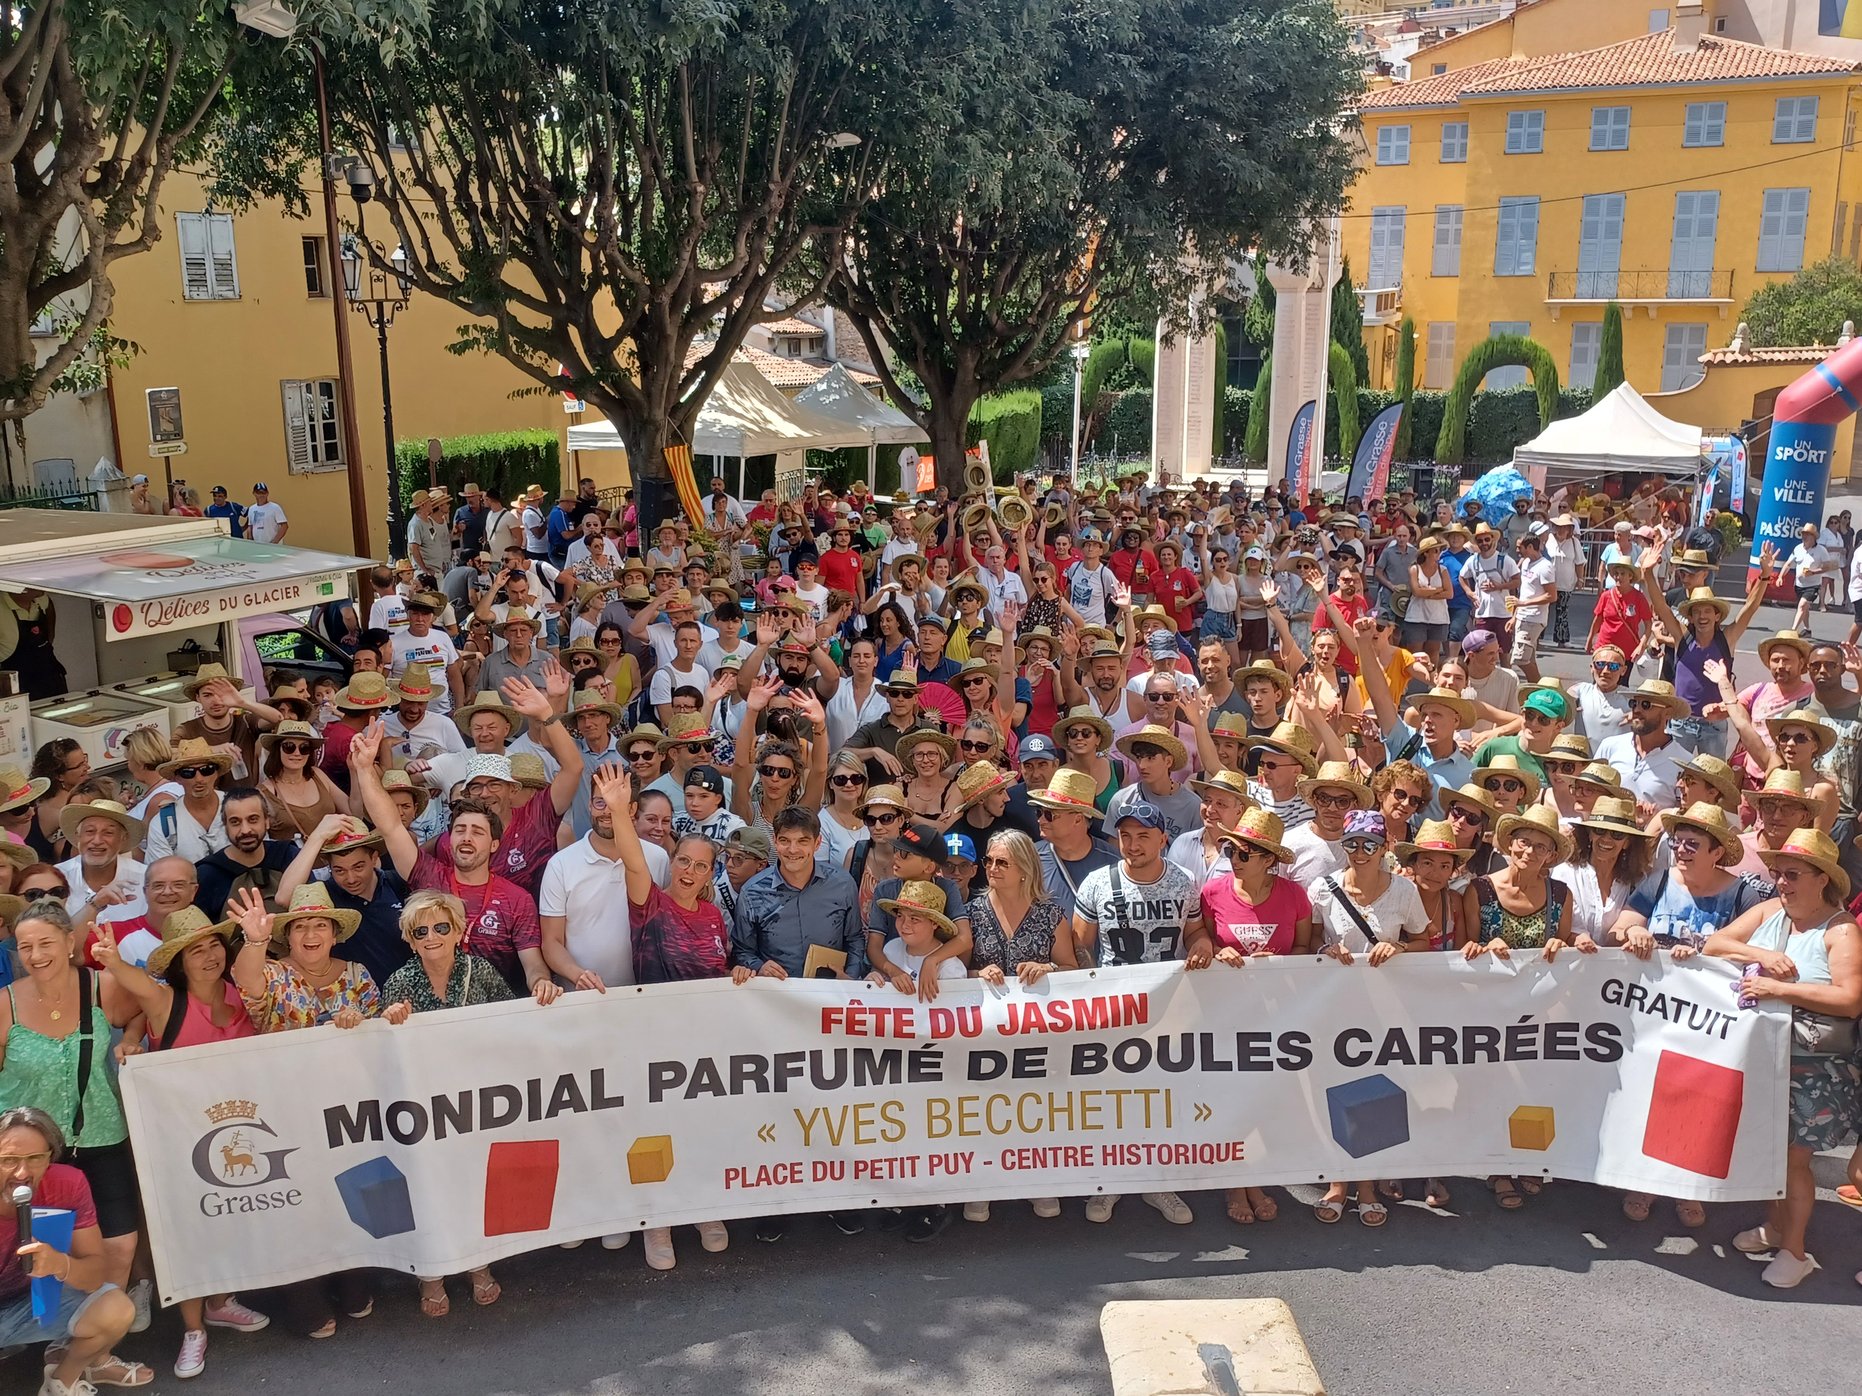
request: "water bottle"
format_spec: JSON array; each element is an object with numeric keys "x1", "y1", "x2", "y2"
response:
[{"x1": 1738, "y1": 961, "x2": 1763, "y2": 1010}]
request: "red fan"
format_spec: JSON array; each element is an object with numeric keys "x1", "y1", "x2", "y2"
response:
[{"x1": 915, "y1": 680, "x2": 968, "y2": 731}]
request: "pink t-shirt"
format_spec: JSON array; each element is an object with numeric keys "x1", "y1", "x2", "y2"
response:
[
  {"x1": 435, "y1": 788, "x2": 558, "y2": 897},
  {"x1": 1199, "y1": 873, "x2": 1312, "y2": 956},
  {"x1": 1734, "y1": 679, "x2": 1816, "y2": 782}
]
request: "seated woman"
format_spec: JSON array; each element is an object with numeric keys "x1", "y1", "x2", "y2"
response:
[
  {"x1": 2, "y1": 1105, "x2": 145, "y2": 1396},
  {"x1": 382, "y1": 890, "x2": 559, "y2": 1314}
]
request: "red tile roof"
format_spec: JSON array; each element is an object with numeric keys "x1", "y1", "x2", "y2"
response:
[
  {"x1": 1359, "y1": 58, "x2": 1522, "y2": 109},
  {"x1": 1699, "y1": 344, "x2": 1843, "y2": 366}
]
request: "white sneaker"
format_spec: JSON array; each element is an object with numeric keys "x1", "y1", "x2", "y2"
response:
[
  {"x1": 1733, "y1": 1224, "x2": 1781, "y2": 1255},
  {"x1": 1142, "y1": 1191, "x2": 1194, "y2": 1224},
  {"x1": 174, "y1": 1330, "x2": 208, "y2": 1381},
  {"x1": 1085, "y1": 1194, "x2": 1119, "y2": 1223},
  {"x1": 558, "y1": 1239, "x2": 584, "y2": 1250},
  {"x1": 128, "y1": 1279, "x2": 153, "y2": 1334},
  {"x1": 1762, "y1": 1250, "x2": 1820, "y2": 1288},
  {"x1": 963, "y1": 1201, "x2": 990, "y2": 1222},
  {"x1": 1032, "y1": 1197, "x2": 1061, "y2": 1218},
  {"x1": 601, "y1": 1232, "x2": 631, "y2": 1250},
  {"x1": 696, "y1": 1220, "x2": 729, "y2": 1253},
  {"x1": 39, "y1": 1378, "x2": 98, "y2": 1396},
  {"x1": 202, "y1": 1297, "x2": 269, "y2": 1332},
  {"x1": 643, "y1": 1227, "x2": 676, "y2": 1270}
]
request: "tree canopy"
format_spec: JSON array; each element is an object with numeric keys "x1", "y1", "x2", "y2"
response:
[{"x1": 1740, "y1": 257, "x2": 1862, "y2": 348}]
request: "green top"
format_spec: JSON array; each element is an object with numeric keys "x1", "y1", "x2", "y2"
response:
[
  {"x1": 381, "y1": 953, "x2": 515, "y2": 1014},
  {"x1": 1470, "y1": 734, "x2": 1550, "y2": 789},
  {"x1": 0, "y1": 982, "x2": 128, "y2": 1150}
]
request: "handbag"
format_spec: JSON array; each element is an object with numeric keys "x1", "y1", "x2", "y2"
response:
[
  {"x1": 1321, "y1": 876, "x2": 1382, "y2": 951},
  {"x1": 1791, "y1": 1007, "x2": 1859, "y2": 1059}
]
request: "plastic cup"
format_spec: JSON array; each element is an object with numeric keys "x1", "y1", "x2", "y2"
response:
[{"x1": 29, "y1": 1206, "x2": 74, "y2": 1326}]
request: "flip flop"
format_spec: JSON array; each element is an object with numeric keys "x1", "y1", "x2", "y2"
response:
[
  {"x1": 1358, "y1": 1200, "x2": 1388, "y2": 1227},
  {"x1": 1674, "y1": 1199, "x2": 1707, "y2": 1229},
  {"x1": 1224, "y1": 1189, "x2": 1255, "y2": 1224},
  {"x1": 1837, "y1": 1184, "x2": 1862, "y2": 1210},
  {"x1": 419, "y1": 1280, "x2": 449, "y2": 1318},
  {"x1": 1313, "y1": 1199, "x2": 1345, "y2": 1224},
  {"x1": 470, "y1": 1270, "x2": 501, "y2": 1306},
  {"x1": 1622, "y1": 1192, "x2": 1653, "y2": 1222},
  {"x1": 1253, "y1": 1193, "x2": 1279, "y2": 1222}
]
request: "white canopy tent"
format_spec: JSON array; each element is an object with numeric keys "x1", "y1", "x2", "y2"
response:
[
  {"x1": 566, "y1": 361, "x2": 873, "y2": 496},
  {"x1": 792, "y1": 363, "x2": 927, "y2": 491},
  {"x1": 1511, "y1": 381, "x2": 1705, "y2": 482}
]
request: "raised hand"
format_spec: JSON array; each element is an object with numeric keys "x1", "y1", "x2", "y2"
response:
[
  {"x1": 541, "y1": 656, "x2": 572, "y2": 704},
  {"x1": 755, "y1": 612, "x2": 780, "y2": 647},
  {"x1": 92, "y1": 924, "x2": 121, "y2": 970},
  {"x1": 591, "y1": 761, "x2": 632, "y2": 812},
  {"x1": 230, "y1": 887, "x2": 274, "y2": 948},
  {"x1": 347, "y1": 718, "x2": 385, "y2": 770},
  {"x1": 746, "y1": 673, "x2": 784, "y2": 711},
  {"x1": 1259, "y1": 578, "x2": 1279, "y2": 608},
  {"x1": 500, "y1": 674, "x2": 554, "y2": 721}
]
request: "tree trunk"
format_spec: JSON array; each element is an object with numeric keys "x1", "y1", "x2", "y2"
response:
[
  {"x1": 926, "y1": 369, "x2": 981, "y2": 499},
  {"x1": 620, "y1": 411, "x2": 675, "y2": 538}
]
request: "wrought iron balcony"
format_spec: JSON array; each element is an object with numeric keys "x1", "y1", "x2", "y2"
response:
[{"x1": 1544, "y1": 268, "x2": 1735, "y2": 316}]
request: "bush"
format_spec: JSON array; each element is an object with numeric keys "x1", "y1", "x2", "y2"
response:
[
  {"x1": 1127, "y1": 336, "x2": 1155, "y2": 385},
  {"x1": 1242, "y1": 352, "x2": 1271, "y2": 461},
  {"x1": 1101, "y1": 387, "x2": 1153, "y2": 455},
  {"x1": 968, "y1": 390, "x2": 1044, "y2": 480},
  {"x1": 1039, "y1": 380, "x2": 1077, "y2": 441},
  {"x1": 1223, "y1": 385, "x2": 1250, "y2": 457},
  {"x1": 396, "y1": 430, "x2": 560, "y2": 516},
  {"x1": 1082, "y1": 338, "x2": 1126, "y2": 415},
  {"x1": 1435, "y1": 335, "x2": 1561, "y2": 464}
]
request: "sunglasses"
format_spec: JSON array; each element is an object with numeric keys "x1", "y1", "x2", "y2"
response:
[
  {"x1": 1310, "y1": 790, "x2": 1358, "y2": 809},
  {"x1": 829, "y1": 773, "x2": 867, "y2": 788},
  {"x1": 982, "y1": 855, "x2": 1012, "y2": 869},
  {"x1": 173, "y1": 765, "x2": 219, "y2": 779},
  {"x1": 627, "y1": 749, "x2": 657, "y2": 762},
  {"x1": 1144, "y1": 691, "x2": 1175, "y2": 701},
  {"x1": 961, "y1": 676, "x2": 992, "y2": 687},
  {"x1": 1484, "y1": 778, "x2": 1526, "y2": 794},
  {"x1": 1065, "y1": 728, "x2": 1100, "y2": 742},
  {"x1": 23, "y1": 886, "x2": 69, "y2": 901},
  {"x1": 1341, "y1": 837, "x2": 1384, "y2": 855},
  {"x1": 408, "y1": 922, "x2": 454, "y2": 941},
  {"x1": 1669, "y1": 833, "x2": 1705, "y2": 854},
  {"x1": 1446, "y1": 805, "x2": 1487, "y2": 824},
  {"x1": 1775, "y1": 729, "x2": 1817, "y2": 745},
  {"x1": 1592, "y1": 660, "x2": 1623, "y2": 673},
  {"x1": 959, "y1": 739, "x2": 993, "y2": 754},
  {"x1": 864, "y1": 810, "x2": 903, "y2": 827},
  {"x1": 278, "y1": 741, "x2": 315, "y2": 756},
  {"x1": 1226, "y1": 844, "x2": 1267, "y2": 864},
  {"x1": 1627, "y1": 699, "x2": 1665, "y2": 712}
]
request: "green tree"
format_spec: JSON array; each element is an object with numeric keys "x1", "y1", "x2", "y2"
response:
[
  {"x1": 1741, "y1": 258, "x2": 1862, "y2": 347},
  {"x1": 1393, "y1": 317, "x2": 1417, "y2": 458},
  {"x1": 0, "y1": 0, "x2": 444, "y2": 426},
  {"x1": 1332, "y1": 257, "x2": 1370, "y2": 385},
  {"x1": 1436, "y1": 335, "x2": 1561, "y2": 464},
  {"x1": 1330, "y1": 340, "x2": 1360, "y2": 462},
  {"x1": 828, "y1": 0, "x2": 1361, "y2": 493},
  {"x1": 1593, "y1": 301, "x2": 1625, "y2": 396},
  {"x1": 1243, "y1": 351, "x2": 1272, "y2": 461}
]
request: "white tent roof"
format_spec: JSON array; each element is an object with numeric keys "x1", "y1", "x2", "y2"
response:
[
  {"x1": 1511, "y1": 381, "x2": 1704, "y2": 476},
  {"x1": 566, "y1": 362, "x2": 872, "y2": 457},
  {"x1": 792, "y1": 364, "x2": 926, "y2": 447}
]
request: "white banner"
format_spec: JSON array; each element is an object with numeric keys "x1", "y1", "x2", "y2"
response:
[{"x1": 122, "y1": 955, "x2": 1788, "y2": 1303}]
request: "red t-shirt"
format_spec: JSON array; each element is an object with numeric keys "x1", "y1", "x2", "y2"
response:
[
  {"x1": 435, "y1": 788, "x2": 558, "y2": 897},
  {"x1": 818, "y1": 547, "x2": 864, "y2": 597},
  {"x1": 1593, "y1": 586, "x2": 1651, "y2": 656},
  {"x1": 411, "y1": 850, "x2": 540, "y2": 990},
  {"x1": 1153, "y1": 566, "x2": 1199, "y2": 633},
  {"x1": 0, "y1": 1164, "x2": 95, "y2": 1304},
  {"x1": 1199, "y1": 874, "x2": 1312, "y2": 957},
  {"x1": 1109, "y1": 548, "x2": 1160, "y2": 599},
  {"x1": 1311, "y1": 591, "x2": 1372, "y2": 675},
  {"x1": 630, "y1": 883, "x2": 730, "y2": 984}
]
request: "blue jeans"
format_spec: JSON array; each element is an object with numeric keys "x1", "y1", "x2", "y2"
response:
[
  {"x1": 0, "y1": 1282, "x2": 115, "y2": 1349},
  {"x1": 1448, "y1": 609, "x2": 1472, "y2": 644},
  {"x1": 1667, "y1": 713, "x2": 1728, "y2": 759}
]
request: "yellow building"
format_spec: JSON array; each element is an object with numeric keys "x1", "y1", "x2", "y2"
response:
[{"x1": 1345, "y1": 19, "x2": 1862, "y2": 433}]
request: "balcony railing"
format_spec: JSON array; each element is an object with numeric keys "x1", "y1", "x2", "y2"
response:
[
  {"x1": 1545, "y1": 268, "x2": 1734, "y2": 302},
  {"x1": 1358, "y1": 284, "x2": 1402, "y2": 326}
]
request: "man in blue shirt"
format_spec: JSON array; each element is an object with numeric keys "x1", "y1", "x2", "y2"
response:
[
  {"x1": 1440, "y1": 521, "x2": 1474, "y2": 643},
  {"x1": 205, "y1": 485, "x2": 246, "y2": 538},
  {"x1": 546, "y1": 486, "x2": 579, "y2": 567}
]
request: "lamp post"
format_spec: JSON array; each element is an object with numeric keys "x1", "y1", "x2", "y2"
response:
[
  {"x1": 341, "y1": 228, "x2": 412, "y2": 559},
  {"x1": 1068, "y1": 339, "x2": 1090, "y2": 487}
]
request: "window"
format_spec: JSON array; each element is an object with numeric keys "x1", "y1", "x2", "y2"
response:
[
  {"x1": 1773, "y1": 96, "x2": 1819, "y2": 144},
  {"x1": 1757, "y1": 187, "x2": 1812, "y2": 272},
  {"x1": 282, "y1": 379, "x2": 345, "y2": 473},
  {"x1": 1424, "y1": 322, "x2": 1456, "y2": 389},
  {"x1": 1375, "y1": 125, "x2": 1411, "y2": 165},
  {"x1": 1431, "y1": 205, "x2": 1463, "y2": 276},
  {"x1": 1493, "y1": 195, "x2": 1540, "y2": 276},
  {"x1": 302, "y1": 236, "x2": 327, "y2": 298},
  {"x1": 1368, "y1": 207, "x2": 1407, "y2": 290},
  {"x1": 1590, "y1": 106, "x2": 1631, "y2": 151},
  {"x1": 1431, "y1": 62, "x2": 1447, "y2": 76},
  {"x1": 1504, "y1": 110, "x2": 1544, "y2": 154},
  {"x1": 1715, "y1": 15, "x2": 1726, "y2": 31},
  {"x1": 1668, "y1": 190, "x2": 1720, "y2": 297},
  {"x1": 1661, "y1": 323, "x2": 1709, "y2": 392},
  {"x1": 1648, "y1": 7, "x2": 1670, "y2": 29},
  {"x1": 1847, "y1": 109, "x2": 1858, "y2": 151},
  {"x1": 1569, "y1": 323, "x2": 1602, "y2": 389},
  {"x1": 1439, "y1": 120, "x2": 1469, "y2": 162},
  {"x1": 1576, "y1": 192, "x2": 1625, "y2": 299},
  {"x1": 1486, "y1": 322, "x2": 1530, "y2": 389},
  {"x1": 1683, "y1": 101, "x2": 1725, "y2": 148},
  {"x1": 175, "y1": 212, "x2": 239, "y2": 301}
]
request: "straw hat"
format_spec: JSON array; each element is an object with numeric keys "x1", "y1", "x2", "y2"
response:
[
  {"x1": 897, "y1": 728, "x2": 958, "y2": 765},
  {"x1": 1765, "y1": 702, "x2": 1838, "y2": 757},
  {"x1": 0, "y1": 837, "x2": 34, "y2": 871},
  {"x1": 157, "y1": 737, "x2": 234, "y2": 780},
  {"x1": 560, "y1": 638, "x2": 603, "y2": 665},
  {"x1": 1520, "y1": 674, "x2": 1566, "y2": 703},
  {"x1": 1218, "y1": 808, "x2": 1291, "y2": 864},
  {"x1": 1624, "y1": 678, "x2": 1689, "y2": 720},
  {"x1": 403, "y1": 590, "x2": 446, "y2": 615},
  {"x1": 1296, "y1": 760, "x2": 1373, "y2": 808},
  {"x1": 317, "y1": 817, "x2": 385, "y2": 860},
  {"x1": 1575, "y1": 796, "x2": 1649, "y2": 838},
  {"x1": 876, "y1": 879, "x2": 959, "y2": 942},
  {"x1": 1757, "y1": 827, "x2": 1851, "y2": 901},
  {"x1": 1471, "y1": 752, "x2": 1543, "y2": 804},
  {"x1": 1440, "y1": 782, "x2": 1498, "y2": 820},
  {"x1": 1604, "y1": 558, "x2": 1641, "y2": 582},
  {"x1": 336, "y1": 671, "x2": 395, "y2": 712},
  {"x1": 1416, "y1": 535, "x2": 1445, "y2": 554},
  {"x1": 270, "y1": 882, "x2": 361, "y2": 947},
  {"x1": 952, "y1": 760, "x2": 1019, "y2": 812},
  {"x1": 1247, "y1": 721, "x2": 1318, "y2": 777},
  {"x1": 1115, "y1": 723, "x2": 1189, "y2": 769},
  {"x1": 1188, "y1": 768, "x2": 1256, "y2": 808},
  {"x1": 1676, "y1": 752, "x2": 1741, "y2": 806},
  {"x1": 256, "y1": 721, "x2": 324, "y2": 759},
  {"x1": 857, "y1": 784, "x2": 910, "y2": 817},
  {"x1": 568, "y1": 689, "x2": 624, "y2": 725},
  {"x1": 1132, "y1": 604, "x2": 1177, "y2": 634},
  {"x1": 1659, "y1": 801, "x2": 1743, "y2": 862},
  {"x1": 1752, "y1": 767, "x2": 1816, "y2": 812},
  {"x1": 1028, "y1": 768, "x2": 1102, "y2": 818},
  {"x1": 624, "y1": 723, "x2": 666, "y2": 751},
  {"x1": 58, "y1": 797, "x2": 147, "y2": 848},
  {"x1": 1412, "y1": 685, "x2": 1475, "y2": 727},
  {"x1": 1546, "y1": 733, "x2": 1592, "y2": 764},
  {"x1": 0, "y1": 767, "x2": 50, "y2": 814},
  {"x1": 1211, "y1": 712, "x2": 1251, "y2": 747},
  {"x1": 656, "y1": 714, "x2": 717, "y2": 752},
  {"x1": 1232, "y1": 662, "x2": 1292, "y2": 697},
  {"x1": 1393, "y1": 818, "x2": 1474, "y2": 865},
  {"x1": 1758, "y1": 629, "x2": 1814, "y2": 666},
  {"x1": 181, "y1": 662, "x2": 235, "y2": 699},
  {"x1": 508, "y1": 752, "x2": 550, "y2": 789},
  {"x1": 1670, "y1": 547, "x2": 1714, "y2": 570},
  {"x1": 1056, "y1": 706, "x2": 1115, "y2": 753},
  {"x1": 1570, "y1": 761, "x2": 1623, "y2": 794},
  {"x1": 492, "y1": 605, "x2": 542, "y2": 637},
  {"x1": 1493, "y1": 804, "x2": 1574, "y2": 862},
  {"x1": 1678, "y1": 586, "x2": 1731, "y2": 623},
  {"x1": 452, "y1": 690, "x2": 529, "y2": 739},
  {"x1": 955, "y1": 657, "x2": 999, "y2": 688},
  {"x1": 946, "y1": 573, "x2": 988, "y2": 607},
  {"x1": 1013, "y1": 626, "x2": 1058, "y2": 663},
  {"x1": 144, "y1": 906, "x2": 238, "y2": 978}
]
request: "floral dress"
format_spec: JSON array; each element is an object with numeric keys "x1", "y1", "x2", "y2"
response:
[
  {"x1": 380, "y1": 954, "x2": 515, "y2": 1013},
  {"x1": 243, "y1": 958, "x2": 381, "y2": 1033},
  {"x1": 966, "y1": 893, "x2": 1064, "y2": 973},
  {"x1": 1470, "y1": 876, "x2": 1567, "y2": 950}
]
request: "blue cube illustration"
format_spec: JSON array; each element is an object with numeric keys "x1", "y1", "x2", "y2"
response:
[
  {"x1": 335, "y1": 1155, "x2": 415, "y2": 1238},
  {"x1": 1326, "y1": 1073, "x2": 1410, "y2": 1159}
]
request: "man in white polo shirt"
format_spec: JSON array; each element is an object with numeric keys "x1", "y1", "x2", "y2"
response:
[
  {"x1": 247, "y1": 482, "x2": 289, "y2": 543},
  {"x1": 538, "y1": 764, "x2": 668, "y2": 992}
]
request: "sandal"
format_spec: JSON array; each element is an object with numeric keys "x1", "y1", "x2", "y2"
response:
[
  {"x1": 306, "y1": 1319, "x2": 336, "y2": 1340},
  {"x1": 84, "y1": 1355, "x2": 154, "y2": 1388},
  {"x1": 1252, "y1": 1191, "x2": 1278, "y2": 1223},
  {"x1": 1622, "y1": 1192, "x2": 1653, "y2": 1223},
  {"x1": 469, "y1": 1268, "x2": 501, "y2": 1306},
  {"x1": 1424, "y1": 1179, "x2": 1452, "y2": 1209},
  {"x1": 1674, "y1": 1199, "x2": 1707, "y2": 1229},
  {"x1": 1377, "y1": 1180, "x2": 1405, "y2": 1202},
  {"x1": 1358, "y1": 1200, "x2": 1388, "y2": 1227},
  {"x1": 1490, "y1": 1179, "x2": 1524, "y2": 1211},
  {"x1": 1224, "y1": 1188, "x2": 1254, "y2": 1225},
  {"x1": 419, "y1": 1279, "x2": 449, "y2": 1319},
  {"x1": 1313, "y1": 1198, "x2": 1346, "y2": 1224},
  {"x1": 1518, "y1": 1177, "x2": 1544, "y2": 1196},
  {"x1": 1837, "y1": 1184, "x2": 1862, "y2": 1210}
]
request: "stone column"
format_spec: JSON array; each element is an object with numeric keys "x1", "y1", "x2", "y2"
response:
[{"x1": 1264, "y1": 218, "x2": 1342, "y2": 490}]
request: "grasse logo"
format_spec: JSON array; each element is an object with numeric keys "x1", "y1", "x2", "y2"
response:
[{"x1": 190, "y1": 1099, "x2": 298, "y2": 1189}]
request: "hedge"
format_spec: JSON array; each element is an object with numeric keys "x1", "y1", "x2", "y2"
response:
[
  {"x1": 395, "y1": 430, "x2": 561, "y2": 514},
  {"x1": 1101, "y1": 387, "x2": 1153, "y2": 455},
  {"x1": 1242, "y1": 352, "x2": 1272, "y2": 461},
  {"x1": 1127, "y1": 336, "x2": 1155, "y2": 385},
  {"x1": 1393, "y1": 316, "x2": 1416, "y2": 459},
  {"x1": 1435, "y1": 335, "x2": 1561, "y2": 465},
  {"x1": 968, "y1": 389, "x2": 1044, "y2": 481},
  {"x1": 1083, "y1": 339, "x2": 1127, "y2": 416}
]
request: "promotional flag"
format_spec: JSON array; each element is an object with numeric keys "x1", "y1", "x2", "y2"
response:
[
  {"x1": 1345, "y1": 402, "x2": 1404, "y2": 501},
  {"x1": 1287, "y1": 400, "x2": 1318, "y2": 497}
]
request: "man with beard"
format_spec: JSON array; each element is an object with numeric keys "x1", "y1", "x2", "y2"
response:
[
  {"x1": 847, "y1": 673, "x2": 933, "y2": 781},
  {"x1": 1061, "y1": 641, "x2": 1134, "y2": 727},
  {"x1": 170, "y1": 665, "x2": 284, "y2": 782},
  {"x1": 382, "y1": 662, "x2": 465, "y2": 758},
  {"x1": 540, "y1": 763, "x2": 671, "y2": 995},
  {"x1": 193, "y1": 787, "x2": 298, "y2": 918},
  {"x1": 1195, "y1": 637, "x2": 1249, "y2": 721},
  {"x1": 1309, "y1": 561, "x2": 1373, "y2": 677},
  {"x1": 1595, "y1": 679, "x2": 1693, "y2": 809},
  {"x1": 74, "y1": 855, "x2": 199, "y2": 968},
  {"x1": 276, "y1": 816, "x2": 412, "y2": 986}
]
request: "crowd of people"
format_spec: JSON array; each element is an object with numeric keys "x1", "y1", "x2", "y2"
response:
[{"x1": 2, "y1": 466, "x2": 1860, "y2": 1394}]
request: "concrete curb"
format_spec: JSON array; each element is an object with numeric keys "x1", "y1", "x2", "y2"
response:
[{"x1": 1101, "y1": 1298, "x2": 1325, "y2": 1396}]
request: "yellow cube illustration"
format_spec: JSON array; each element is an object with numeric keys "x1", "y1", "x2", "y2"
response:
[
  {"x1": 1508, "y1": 1105, "x2": 1555, "y2": 1152},
  {"x1": 627, "y1": 1134, "x2": 675, "y2": 1184}
]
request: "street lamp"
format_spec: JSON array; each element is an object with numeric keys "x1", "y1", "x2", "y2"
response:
[
  {"x1": 340, "y1": 214, "x2": 413, "y2": 559},
  {"x1": 1068, "y1": 339, "x2": 1090, "y2": 487}
]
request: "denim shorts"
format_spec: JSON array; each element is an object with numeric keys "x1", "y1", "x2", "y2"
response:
[{"x1": 0, "y1": 1282, "x2": 117, "y2": 1349}]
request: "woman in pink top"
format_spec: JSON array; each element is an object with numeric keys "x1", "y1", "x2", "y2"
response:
[
  {"x1": 1197, "y1": 807, "x2": 1311, "y2": 1227},
  {"x1": 94, "y1": 909, "x2": 265, "y2": 1380},
  {"x1": 1727, "y1": 630, "x2": 1816, "y2": 785}
]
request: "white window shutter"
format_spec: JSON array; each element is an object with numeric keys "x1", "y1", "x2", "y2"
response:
[
  {"x1": 177, "y1": 213, "x2": 210, "y2": 300},
  {"x1": 207, "y1": 214, "x2": 239, "y2": 299},
  {"x1": 282, "y1": 380, "x2": 311, "y2": 472}
]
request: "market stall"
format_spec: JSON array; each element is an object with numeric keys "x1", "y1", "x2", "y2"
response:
[
  {"x1": 792, "y1": 363, "x2": 927, "y2": 491},
  {"x1": 1511, "y1": 381, "x2": 1706, "y2": 486}
]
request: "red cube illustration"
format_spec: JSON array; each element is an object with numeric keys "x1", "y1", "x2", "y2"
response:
[
  {"x1": 484, "y1": 1140, "x2": 560, "y2": 1236},
  {"x1": 1642, "y1": 1050, "x2": 1743, "y2": 1179}
]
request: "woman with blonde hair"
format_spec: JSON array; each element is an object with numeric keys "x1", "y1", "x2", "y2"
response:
[
  {"x1": 122, "y1": 727, "x2": 179, "y2": 823},
  {"x1": 898, "y1": 728, "x2": 959, "y2": 820},
  {"x1": 382, "y1": 889, "x2": 558, "y2": 1315},
  {"x1": 818, "y1": 750, "x2": 871, "y2": 866}
]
